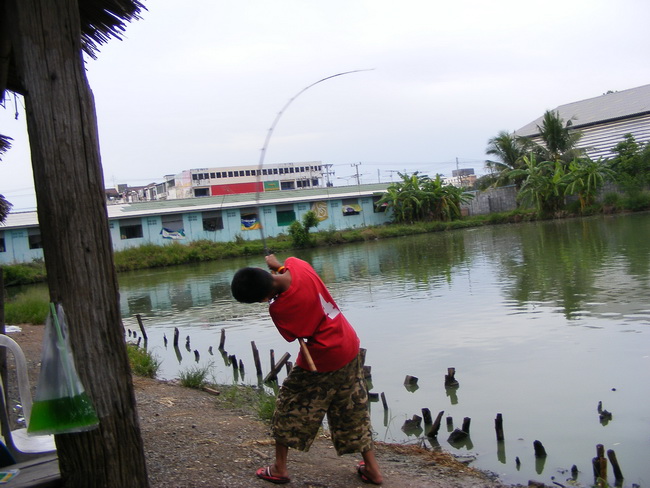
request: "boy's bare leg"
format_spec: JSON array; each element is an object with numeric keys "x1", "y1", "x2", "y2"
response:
[
  {"x1": 271, "y1": 442, "x2": 289, "y2": 478},
  {"x1": 360, "y1": 449, "x2": 383, "y2": 484}
]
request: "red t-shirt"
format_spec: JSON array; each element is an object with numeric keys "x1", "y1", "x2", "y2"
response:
[{"x1": 269, "y1": 257, "x2": 360, "y2": 372}]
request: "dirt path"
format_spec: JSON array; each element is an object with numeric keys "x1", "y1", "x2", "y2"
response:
[{"x1": 7, "y1": 324, "x2": 521, "y2": 488}]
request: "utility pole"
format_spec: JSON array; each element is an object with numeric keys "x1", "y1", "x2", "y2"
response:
[
  {"x1": 323, "y1": 163, "x2": 335, "y2": 187},
  {"x1": 351, "y1": 162, "x2": 361, "y2": 185}
]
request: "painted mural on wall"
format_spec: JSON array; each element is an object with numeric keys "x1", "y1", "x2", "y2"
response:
[
  {"x1": 241, "y1": 213, "x2": 261, "y2": 231},
  {"x1": 311, "y1": 201, "x2": 329, "y2": 221}
]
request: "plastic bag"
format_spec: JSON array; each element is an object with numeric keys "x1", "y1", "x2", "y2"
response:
[{"x1": 27, "y1": 303, "x2": 99, "y2": 435}]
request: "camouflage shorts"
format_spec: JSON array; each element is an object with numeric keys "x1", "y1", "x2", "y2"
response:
[{"x1": 271, "y1": 353, "x2": 374, "y2": 455}]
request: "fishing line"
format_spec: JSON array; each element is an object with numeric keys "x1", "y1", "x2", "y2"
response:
[{"x1": 254, "y1": 69, "x2": 374, "y2": 253}]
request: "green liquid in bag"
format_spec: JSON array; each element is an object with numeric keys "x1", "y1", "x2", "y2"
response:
[{"x1": 28, "y1": 392, "x2": 99, "y2": 434}]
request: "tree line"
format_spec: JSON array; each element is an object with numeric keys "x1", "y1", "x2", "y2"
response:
[{"x1": 377, "y1": 110, "x2": 650, "y2": 223}]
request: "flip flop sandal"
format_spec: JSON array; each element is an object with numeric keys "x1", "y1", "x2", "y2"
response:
[
  {"x1": 357, "y1": 461, "x2": 382, "y2": 485},
  {"x1": 256, "y1": 466, "x2": 291, "y2": 484}
]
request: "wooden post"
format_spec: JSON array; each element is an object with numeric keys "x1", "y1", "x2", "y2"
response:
[
  {"x1": 264, "y1": 352, "x2": 291, "y2": 383},
  {"x1": 533, "y1": 440, "x2": 547, "y2": 458},
  {"x1": 238, "y1": 359, "x2": 245, "y2": 373},
  {"x1": 461, "y1": 417, "x2": 471, "y2": 434},
  {"x1": 445, "y1": 367, "x2": 459, "y2": 387},
  {"x1": 495, "y1": 413, "x2": 504, "y2": 441},
  {"x1": 404, "y1": 375, "x2": 418, "y2": 386},
  {"x1": 219, "y1": 328, "x2": 226, "y2": 350},
  {"x1": 607, "y1": 449, "x2": 623, "y2": 482},
  {"x1": 593, "y1": 444, "x2": 607, "y2": 482},
  {"x1": 421, "y1": 408, "x2": 432, "y2": 425},
  {"x1": 270, "y1": 349, "x2": 276, "y2": 371},
  {"x1": 446, "y1": 416, "x2": 453, "y2": 430},
  {"x1": 185, "y1": 335, "x2": 191, "y2": 351},
  {"x1": 173, "y1": 327, "x2": 179, "y2": 348},
  {"x1": 163, "y1": 334, "x2": 168, "y2": 347},
  {"x1": 135, "y1": 314, "x2": 148, "y2": 342},
  {"x1": 380, "y1": 392, "x2": 388, "y2": 411},
  {"x1": 427, "y1": 410, "x2": 444, "y2": 438},
  {"x1": 193, "y1": 350, "x2": 200, "y2": 362},
  {"x1": 251, "y1": 341, "x2": 263, "y2": 377}
]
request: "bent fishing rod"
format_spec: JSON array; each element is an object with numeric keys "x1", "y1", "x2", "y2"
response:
[{"x1": 254, "y1": 69, "x2": 374, "y2": 372}]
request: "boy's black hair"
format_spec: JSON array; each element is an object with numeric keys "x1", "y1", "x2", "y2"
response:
[{"x1": 231, "y1": 267, "x2": 274, "y2": 303}]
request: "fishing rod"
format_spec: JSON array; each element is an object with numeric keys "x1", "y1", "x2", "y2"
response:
[
  {"x1": 254, "y1": 69, "x2": 374, "y2": 253},
  {"x1": 254, "y1": 69, "x2": 374, "y2": 372}
]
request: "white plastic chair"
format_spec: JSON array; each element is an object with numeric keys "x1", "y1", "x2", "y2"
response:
[{"x1": 0, "y1": 334, "x2": 56, "y2": 461}]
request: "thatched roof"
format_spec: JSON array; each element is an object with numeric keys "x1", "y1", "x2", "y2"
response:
[{"x1": 1, "y1": 0, "x2": 146, "y2": 100}]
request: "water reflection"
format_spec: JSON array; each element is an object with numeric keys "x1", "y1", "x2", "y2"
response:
[{"x1": 112, "y1": 213, "x2": 649, "y2": 487}]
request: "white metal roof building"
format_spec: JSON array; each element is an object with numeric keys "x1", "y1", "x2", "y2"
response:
[{"x1": 516, "y1": 84, "x2": 650, "y2": 160}]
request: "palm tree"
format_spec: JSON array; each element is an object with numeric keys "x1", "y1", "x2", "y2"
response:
[
  {"x1": 530, "y1": 110, "x2": 585, "y2": 165},
  {"x1": 484, "y1": 131, "x2": 531, "y2": 189}
]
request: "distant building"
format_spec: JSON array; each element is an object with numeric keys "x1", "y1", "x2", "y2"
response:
[
  {"x1": 516, "y1": 84, "x2": 650, "y2": 160},
  {"x1": 446, "y1": 168, "x2": 476, "y2": 188},
  {"x1": 105, "y1": 161, "x2": 327, "y2": 204},
  {"x1": 3, "y1": 183, "x2": 390, "y2": 264}
]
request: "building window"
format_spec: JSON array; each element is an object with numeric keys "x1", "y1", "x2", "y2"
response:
[
  {"x1": 147, "y1": 218, "x2": 158, "y2": 226},
  {"x1": 280, "y1": 181, "x2": 295, "y2": 190},
  {"x1": 342, "y1": 198, "x2": 361, "y2": 216},
  {"x1": 276, "y1": 205, "x2": 296, "y2": 227},
  {"x1": 0, "y1": 236, "x2": 5, "y2": 253},
  {"x1": 202, "y1": 211, "x2": 224, "y2": 231},
  {"x1": 28, "y1": 229, "x2": 42, "y2": 249},
  {"x1": 273, "y1": 168, "x2": 278, "y2": 175},
  {"x1": 228, "y1": 171, "x2": 234, "y2": 177},
  {"x1": 373, "y1": 196, "x2": 387, "y2": 213},
  {"x1": 161, "y1": 215, "x2": 184, "y2": 232},
  {"x1": 210, "y1": 172, "x2": 215, "y2": 178},
  {"x1": 194, "y1": 188, "x2": 210, "y2": 197},
  {"x1": 120, "y1": 219, "x2": 144, "y2": 239},
  {"x1": 192, "y1": 174, "x2": 198, "y2": 180}
]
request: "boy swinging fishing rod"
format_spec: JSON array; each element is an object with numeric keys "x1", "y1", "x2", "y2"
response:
[
  {"x1": 231, "y1": 69, "x2": 383, "y2": 485},
  {"x1": 231, "y1": 254, "x2": 383, "y2": 485}
]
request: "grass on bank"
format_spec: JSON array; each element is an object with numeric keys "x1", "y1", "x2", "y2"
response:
[{"x1": 126, "y1": 344, "x2": 161, "y2": 378}]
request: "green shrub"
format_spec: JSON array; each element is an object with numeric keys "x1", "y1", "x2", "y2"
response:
[
  {"x1": 126, "y1": 344, "x2": 161, "y2": 378},
  {"x1": 623, "y1": 191, "x2": 650, "y2": 211},
  {"x1": 179, "y1": 364, "x2": 212, "y2": 389},
  {"x1": 255, "y1": 388, "x2": 277, "y2": 421},
  {"x1": 2, "y1": 262, "x2": 47, "y2": 286}
]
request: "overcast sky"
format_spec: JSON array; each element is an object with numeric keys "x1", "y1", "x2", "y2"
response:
[{"x1": 2, "y1": 0, "x2": 650, "y2": 211}]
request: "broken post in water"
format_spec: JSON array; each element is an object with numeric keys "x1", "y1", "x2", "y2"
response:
[
  {"x1": 264, "y1": 352, "x2": 291, "y2": 383},
  {"x1": 173, "y1": 327, "x2": 179, "y2": 348},
  {"x1": 607, "y1": 449, "x2": 624, "y2": 482},
  {"x1": 251, "y1": 341, "x2": 263, "y2": 377},
  {"x1": 380, "y1": 392, "x2": 388, "y2": 411},
  {"x1": 533, "y1": 440, "x2": 547, "y2": 458},
  {"x1": 461, "y1": 417, "x2": 471, "y2": 435},
  {"x1": 427, "y1": 410, "x2": 445, "y2": 439},
  {"x1": 219, "y1": 328, "x2": 226, "y2": 350},
  {"x1": 135, "y1": 314, "x2": 148, "y2": 343},
  {"x1": 445, "y1": 367, "x2": 459, "y2": 388},
  {"x1": 593, "y1": 444, "x2": 608, "y2": 482},
  {"x1": 495, "y1": 413, "x2": 504, "y2": 441}
]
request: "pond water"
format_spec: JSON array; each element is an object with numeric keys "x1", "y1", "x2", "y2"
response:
[{"x1": 114, "y1": 212, "x2": 649, "y2": 487}]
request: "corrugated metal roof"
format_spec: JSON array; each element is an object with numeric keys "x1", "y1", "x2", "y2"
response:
[
  {"x1": 1, "y1": 183, "x2": 389, "y2": 229},
  {"x1": 516, "y1": 84, "x2": 650, "y2": 137}
]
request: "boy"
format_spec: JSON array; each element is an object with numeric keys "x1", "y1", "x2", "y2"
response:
[{"x1": 231, "y1": 254, "x2": 383, "y2": 485}]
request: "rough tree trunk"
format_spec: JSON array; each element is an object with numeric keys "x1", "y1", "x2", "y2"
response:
[{"x1": 6, "y1": 0, "x2": 149, "y2": 486}]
